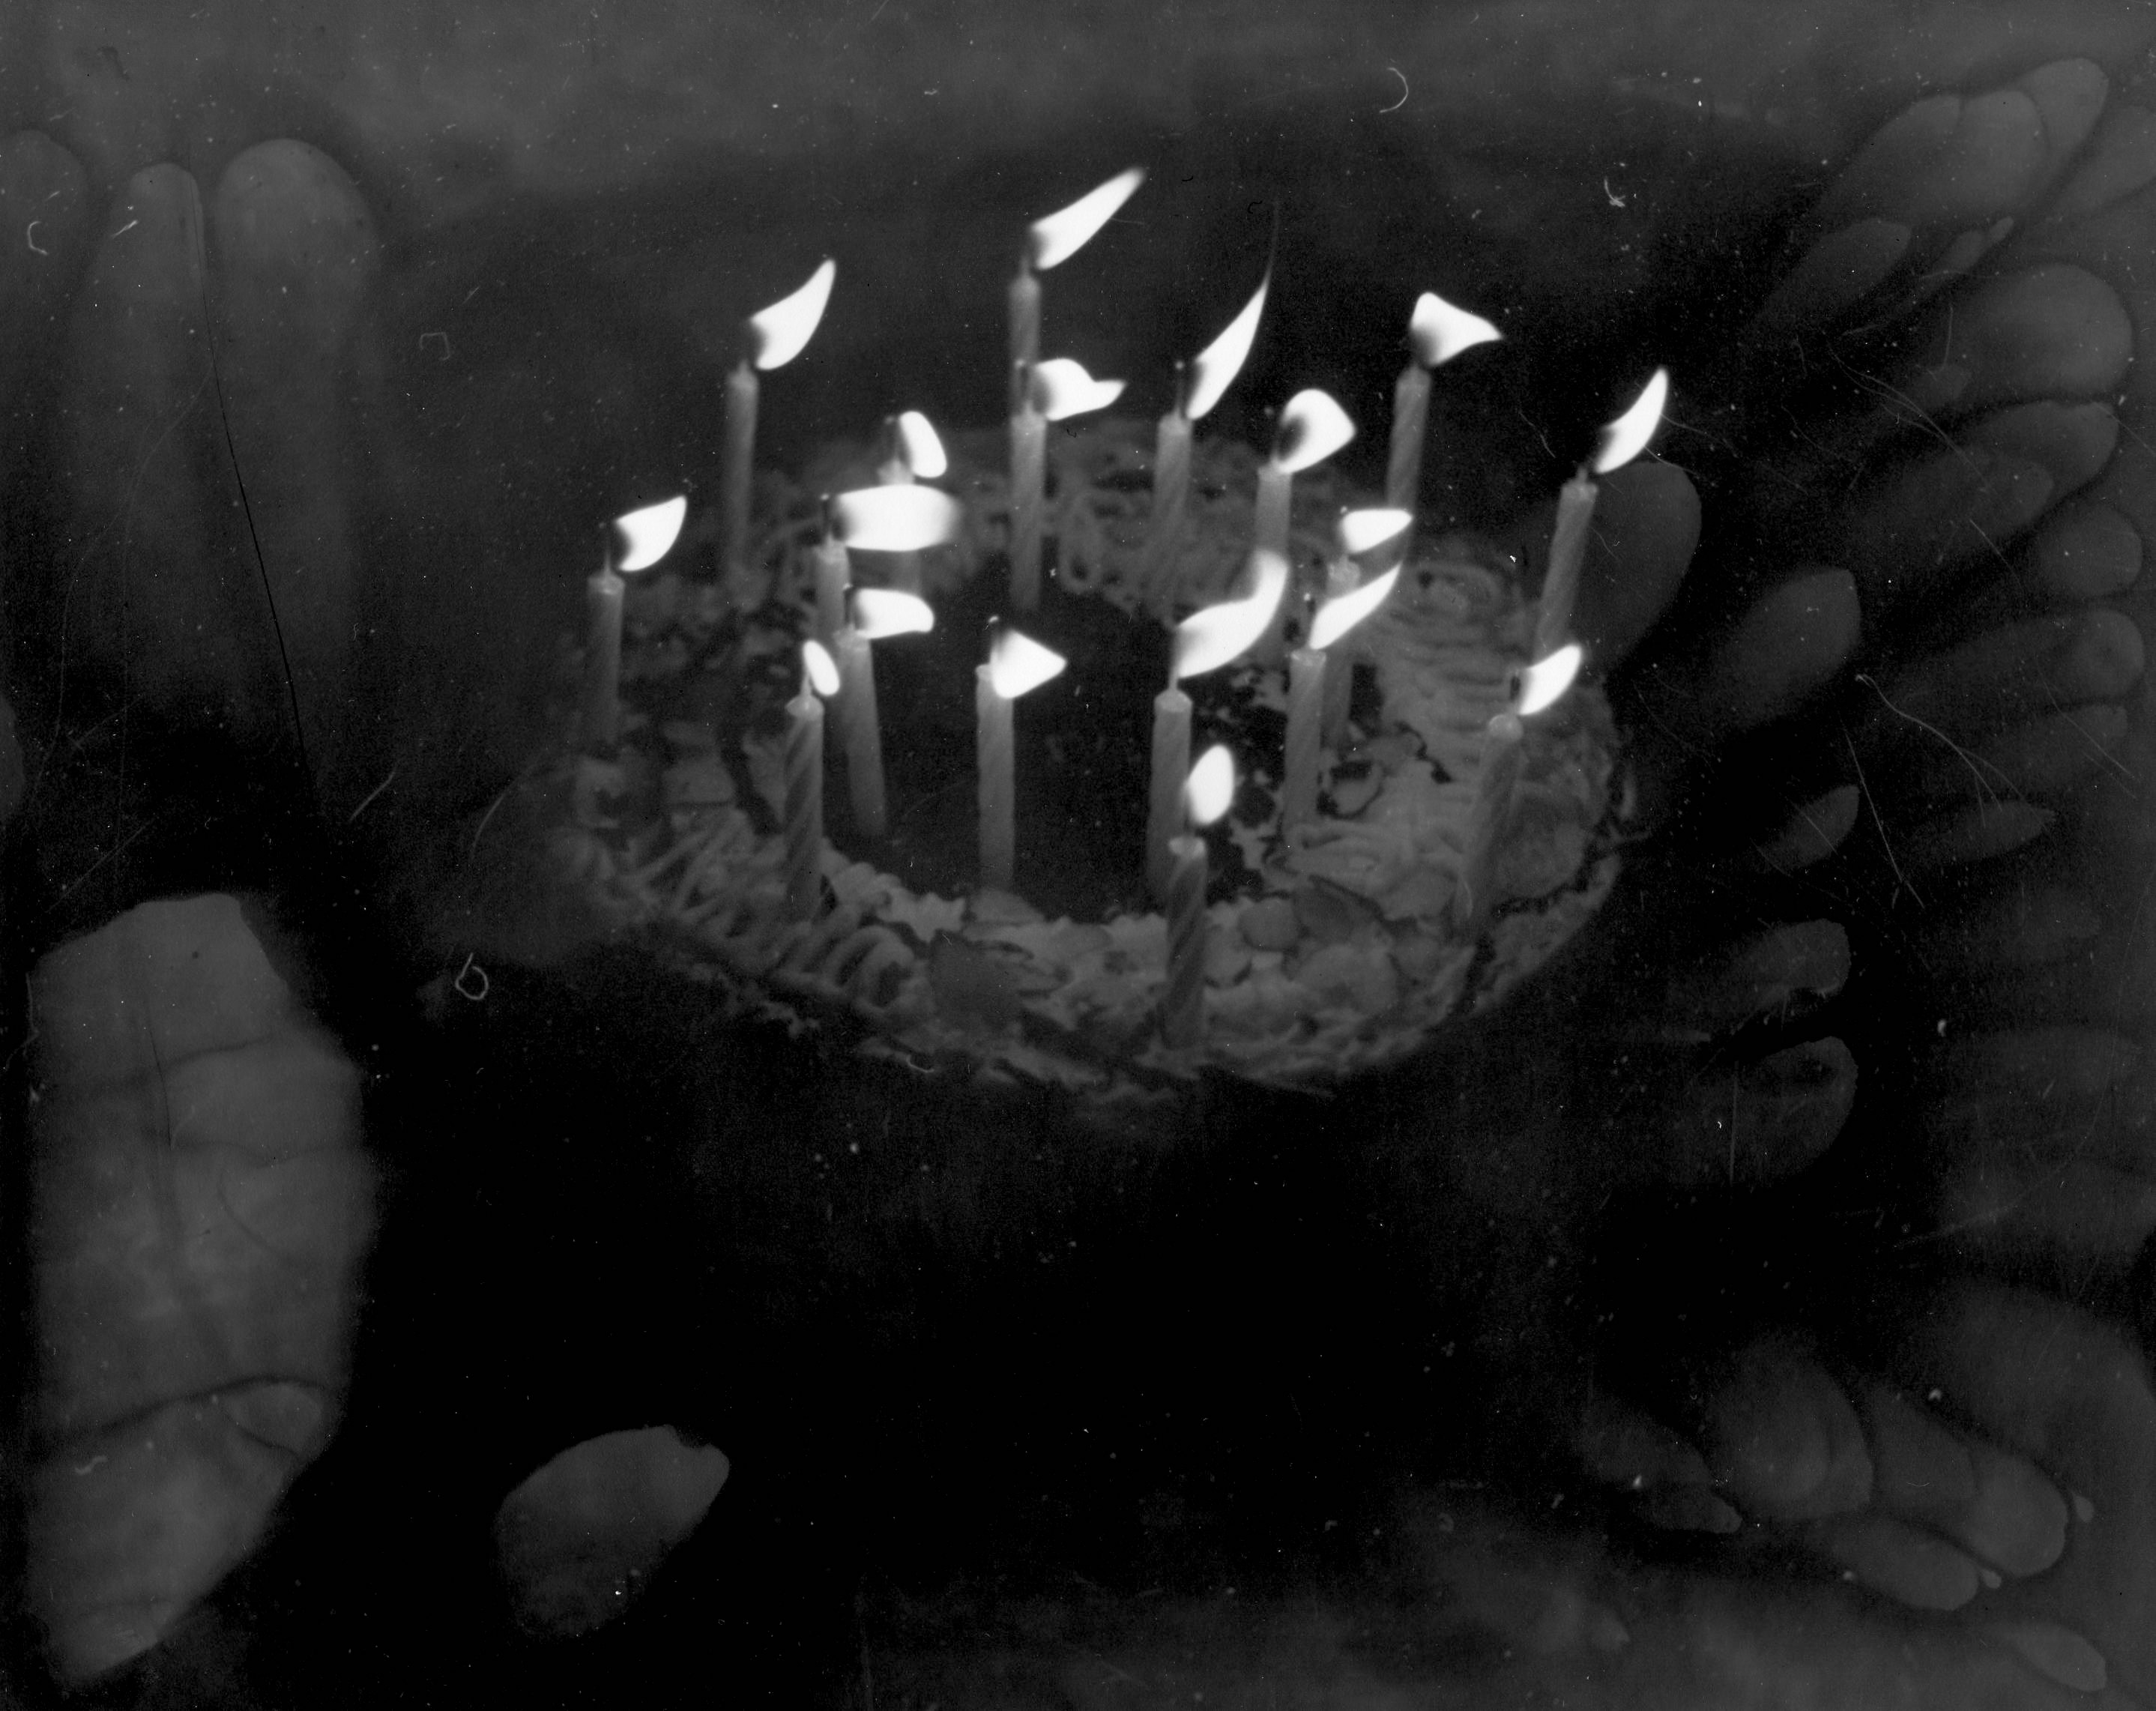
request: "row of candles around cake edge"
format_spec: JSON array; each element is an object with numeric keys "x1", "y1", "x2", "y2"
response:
[{"x1": 576, "y1": 166, "x2": 1670, "y2": 1047}]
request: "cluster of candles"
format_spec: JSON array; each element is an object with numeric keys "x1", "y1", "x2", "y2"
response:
[{"x1": 579, "y1": 168, "x2": 1668, "y2": 1047}]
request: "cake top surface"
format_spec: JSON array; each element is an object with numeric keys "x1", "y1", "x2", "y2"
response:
[{"x1": 544, "y1": 417, "x2": 1626, "y2": 1112}]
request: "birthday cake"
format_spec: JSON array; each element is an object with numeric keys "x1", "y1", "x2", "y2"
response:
[{"x1": 537, "y1": 418, "x2": 1625, "y2": 1115}]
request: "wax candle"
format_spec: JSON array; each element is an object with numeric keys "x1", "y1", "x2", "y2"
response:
[
  {"x1": 874, "y1": 410, "x2": 946, "y2": 595},
  {"x1": 834, "y1": 625, "x2": 885, "y2": 839},
  {"x1": 580, "y1": 553, "x2": 624, "y2": 750},
  {"x1": 1160, "y1": 743, "x2": 1234, "y2": 1049},
  {"x1": 1009, "y1": 392, "x2": 1048, "y2": 610},
  {"x1": 724, "y1": 259, "x2": 837, "y2": 596},
  {"x1": 1386, "y1": 362, "x2": 1429, "y2": 516},
  {"x1": 783, "y1": 648, "x2": 834, "y2": 920},
  {"x1": 976, "y1": 627, "x2": 1067, "y2": 892},
  {"x1": 1009, "y1": 264, "x2": 1041, "y2": 385},
  {"x1": 1146, "y1": 686, "x2": 1192, "y2": 901},
  {"x1": 1254, "y1": 460, "x2": 1292, "y2": 562},
  {"x1": 1147, "y1": 277, "x2": 1269, "y2": 618},
  {"x1": 1281, "y1": 645, "x2": 1326, "y2": 829},
  {"x1": 1386, "y1": 290, "x2": 1502, "y2": 519},
  {"x1": 1455, "y1": 710, "x2": 1524, "y2": 932},
  {"x1": 579, "y1": 496, "x2": 688, "y2": 750},
  {"x1": 1143, "y1": 392, "x2": 1192, "y2": 615},
  {"x1": 976, "y1": 666, "x2": 1015, "y2": 890},
  {"x1": 1318, "y1": 558, "x2": 1359, "y2": 748},
  {"x1": 1534, "y1": 367, "x2": 1669, "y2": 660},
  {"x1": 812, "y1": 526, "x2": 849, "y2": 645}
]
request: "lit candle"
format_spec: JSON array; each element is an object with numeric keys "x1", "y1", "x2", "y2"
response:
[
  {"x1": 1385, "y1": 290, "x2": 1501, "y2": 516},
  {"x1": 976, "y1": 627, "x2": 1067, "y2": 891},
  {"x1": 580, "y1": 495, "x2": 687, "y2": 749},
  {"x1": 1012, "y1": 357, "x2": 1126, "y2": 610},
  {"x1": 723, "y1": 259, "x2": 836, "y2": 594},
  {"x1": 1148, "y1": 549, "x2": 1287, "y2": 898},
  {"x1": 1454, "y1": 644, "x2": 1583, "y2": 932},
  {"x1": 1013, "y1": 165, "x2": 1146, "y2": 379},
  {"x1": 1281, "y1": 546, "x2": 1403, "y2": 830},
  {"x1": 1315, "y1": 509, "x2": 1410, "y2": 749},
  {"x1": 836, "y1": 588, "x2": 935, "y2": 841},
  {"x1": 1144, "y1": 273, "x2": 1269, "y2": 615},
  {"x1": 785, "y1": 641, "x2": 842, "y2": 920},
  {"x1": 1161, "y1": 743, "x2": 1235, "y2": 1049},
  {"x1": 1533, "y1": 367, "x2": 1667, "y2": 662},
  {"x1": 812, "y1": 516, "x2": 849, "y2": 646},
  {"x1": 873, "y1": 410, "x2": 946, "y2": 595},
  {"x1": 1257, "y1": 388, "x2": 1354, "y2": 560}
]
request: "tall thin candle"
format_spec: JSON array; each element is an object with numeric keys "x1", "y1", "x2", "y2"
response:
[
  {"x1": 1281, "y1": 645, "x2": 1326, "y2": 829},
  {"x1": 1009, "y1": 390, "x2": 1048, "y2": 610},
  {"x1": 812, "y1": 524, "x2": 849, "y2": 645},
  {"x1": 1386, "y1": 290, "x2": 1502, "y2": 516},
  {"x1": 976, "y1": 627, "x2": 1067, "y2": 892},
  {"x1": 1146, "y1": 686, "x2": 1191, "y2": 901},
  {"x1": 834, "y1": 625, "x2": 884, "y2": 839},
  {"x1": 1533, "y1": 367, "x2": 1668, "y2": 661},
  {"x1": 722, "y1": 259, "x2": 836, "y2": 595},
  {"x1": 1455, "y1": 645, "x2": 1582, "y2": 932},
  {"x1": 580, "y1": 496, "x2": 686, "y2": 750},
  {"x1": 1161, "y1": 744, "x2": 1234, "y2": 1049},
  {"x1": 784, "y1": 642, "x2": 840, "y2": 921}
]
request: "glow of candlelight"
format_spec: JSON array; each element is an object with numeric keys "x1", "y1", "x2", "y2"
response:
[
  {"x1": 1184, "y1": 274, "x2": 1269, "y2": 421},
  {"x1": 1028, "y1": 166, "x2": 1145, "y2": 269},
  {"x1": 1272, "y1": 389, "x2": 1356, "y2": 474},
  {"x1": 831, "y1": 485, "x2": 964, "y2": 551},
  {"x1": 747, "y1": 259, "x2": 836, "y2": 371},
  {"x1": 1030, "y1": 357, "x2": 1127, "y2": 421},
  {"x1": 1338, "y1": 507, "x2": 1412, "y2": 557},
  {"x1": 612, "y1": 495, "x2": 687, "y2": 571},
  {"x1": 987, "y1": 627, "x2": 1067, "y2": 698},
  {"x1": 1518, "y1": 643, "x2": 1583, "y2": 716},
  {"x1": 1308, "y1": 567, "x2": 1401, "y2": 652},
  {"x1": 851, "y1": 588, "x2": 935, "y2": 639},
  {"x1": 1593, "y1": 367, "x2": 1669, "y2": 474},
  {"x1": 1184, "y1": 744, "x2": 1235, "y2": 827},
  {"x1": 1408, "y1": 290, "x2": 1502, "y2": 369},
  {"x1": 895, "y1": 410, "x2": 947, "y2": 478},
  {"x1": 802, "y1": 639, "x2": 842, "y2": 698},
  {"x1": 1172, "y1": 549, "x2": 1288, "y2": 681}
]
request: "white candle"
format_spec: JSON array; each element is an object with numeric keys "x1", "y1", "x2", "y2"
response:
[
  {"x1": 1282, "y1": 646, "x2": 1326, "y2": 830},
  {"x1": 784, "y1": 666, "x2": 828, "y2": 920},
  {"x1": 1254, "y1": 459, "x2": 1291, "y2": 562},
  {"x1": 1386, "y1": 360, "x2": 1430, "y2": 516},
  {"x1": 976, "y1": 664, "x2": 1015, "y2": 890},
  {"x1": 1009, "y1": 262, "x2": 1041, "y2": 386},
  {"x1": 835, "y1": 625, "x2": 886, "y2": 839},
  {"x1": 1319, "y1": 558, "x2": 1359, "y2": 748},
  {"x1": 722, "y1": 360, "x2": 758, "y2": 594},
  {"x1": 1533, "y1": 469, "x2": 1598, "y2": 662},
  {"x1": 813, "y1": 530, "x2": 849, "y2": 645},
  {"x1": 1160, "y1": 832, "x2": 1208, "y2": 1049},
  {"x1": 1009, "y1": 397, "x2": 1048, "y2": 610},
  {"x1": 1160, "y1": 743, "x2": 1233, "y2": 1049},
  {"x1": 580, "y1": 556, "x2": 624, "y2": 750},
  {"x1": 1456, "y1": 711, "x2": 1524, "y2": 932},
  {"x1": 1146, "y1": 686, "x2": 1192, "y2": 902},
  {"x1": 976, "y1": 629, "x2": 1067, "y2": 892},
  {"x1": 1143, "y1": 401, "x2": 1192, "y2": 615}
]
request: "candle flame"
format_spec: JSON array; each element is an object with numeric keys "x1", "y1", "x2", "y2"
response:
[
  {"x1": 613, "y1": 495, "x2": 687, "y2": 572},
  {"x1": 1030, "y1": 357, "x2": 1127, "y2": 421},
  {"x1": 987, "y1": 627, "x2": 1067, "y2": 698},
  {"x1": 802, "y1": 639, "x2": 842, "y2": 698},
  {"x1": 1337, "y1": 507, "x2": 1411, "y2": 557},
  {"x1": 1184, "y1": 743, "x2": 1235, "y2": 828},
  {"x1": 1028, "y1": 166, "x2": 1145, "y2": 270},
  {"x1": 1184, "y1": 274, "x2": 1269, "y2": 421},
  {"x1": 1518, "y1": 643, "x2": 1583, "y2": 716},
  {"x1": 1272, "y1": 389, "x2": 1355, "y2": 474},
  {"x1": 749, "y1": 259, "x2": 836, "y2": 371},
  {"x1": 1592, "y1": 367, "x2": 1668, "y2": 474},
  {"x1": 851, "y1": 588, "x2": 935, "y2": 639},
  {"x1": 1309, "y1": 567, "x2": 1400, "y2": 652},
  {"x1": 895, "y1": 410, "x2": 947, "y2": 478},
  {"x1": 1408, "y1": 291, "x2": 1502, "y2": 368},
  {"x1": 1172, "y1": 549, "x2": 1288, "y2": 681},
  {"x1": 832, "y1": 485, "x2": 964, "y2": 551}
]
